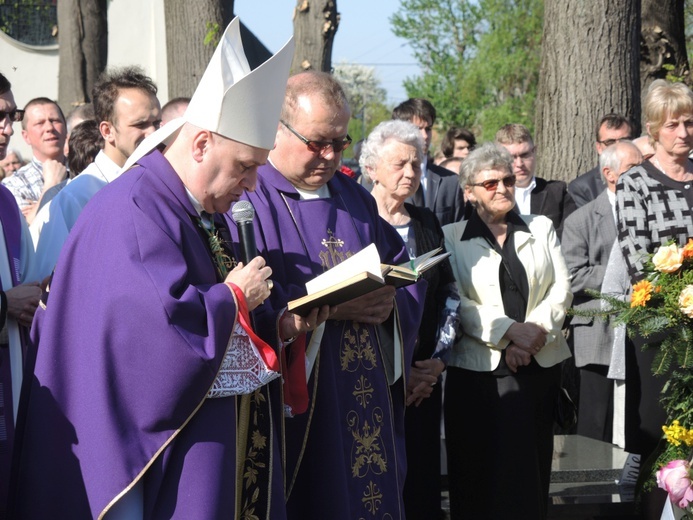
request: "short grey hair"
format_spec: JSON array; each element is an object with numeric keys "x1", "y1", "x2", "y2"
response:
[
  {"x1": 460, "y1": 142, "x2": 513, "y2": 188},
  {"x1": 599, "y1": 140, "x2": 640, "y2": 181},
  {"x1": 359, "y1": 120, "x2": 424, "y2": 181}
]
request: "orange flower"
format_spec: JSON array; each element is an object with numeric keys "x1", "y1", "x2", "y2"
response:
[
  {"x1": 683, "y1": 239, "x2": 693, "y2": 259},
  {"x1": 631, "y1": 280, "x2": 653, "y2": 308}
]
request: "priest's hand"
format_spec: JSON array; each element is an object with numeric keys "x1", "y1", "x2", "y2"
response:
[
  {"x1": 6, "y1": 282, "x2": 41, "y2": 328},
  {"x1": 330, "y1": 285, "x2": 396, "y2": 324},
  {"x1": 225, "y1": 256, "x2": 272, "y2": 311},
  {"x1": 279, "y1": 305, "x2": 334, "y2": 341}
]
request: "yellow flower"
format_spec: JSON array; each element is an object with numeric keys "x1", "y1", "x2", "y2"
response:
[
  {"x1": 631, "y1": 280, "x2": 653, "y2": 308},
  {"x1": 683, "y1": 239, "x2": 693, "y2": 259},
  {"x1": 680, "y1": 285, "x2": 693, "y2": 318},
  {"x1": 663, "y1": 420, "x2": 693, "y2": 447},
  {"x1": 653, "y1": 243, "x2": 684, "y2": 273}
]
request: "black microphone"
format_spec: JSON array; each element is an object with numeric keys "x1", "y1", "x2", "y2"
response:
[{"x1": 231, "y1": 200, "x2": 258, "y2": 265}]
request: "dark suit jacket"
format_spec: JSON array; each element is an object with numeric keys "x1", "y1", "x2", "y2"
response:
[
  {"x1": 561, "y1": 190, "x2": 616, "y2": 367},
  {"x1": 568, "y1": 166, "x2": 605, "y2": 208},
  {"x1": 530, "y1": 177, "x2": 576, "y2": 237},
  {"x1": 407, "y1": 162, "x2": 464, "y2": 227}
]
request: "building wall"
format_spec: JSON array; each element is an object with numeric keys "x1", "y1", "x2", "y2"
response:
[{"x1": 0, "y1": 0, "x2": 167, "y2": 160}]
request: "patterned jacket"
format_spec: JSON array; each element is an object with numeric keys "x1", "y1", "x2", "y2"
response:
[{"x1": 616, "y1": 160, "x2": 693, "y2": 281}]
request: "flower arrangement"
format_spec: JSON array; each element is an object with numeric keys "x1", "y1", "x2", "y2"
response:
[
  {"x1": 583, "y1": 239, "x2": 693, "y2": 510},
  {"x1": 602, "y1": 239, "x2": 693, "y2": 376}
]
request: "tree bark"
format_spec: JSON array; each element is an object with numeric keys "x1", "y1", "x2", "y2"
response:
[
  {"x1": 534, "y1": 0, "x2": 641, "y2": 182},
  {"x1": 291, "y1": 0, "x2": 339, "y2": 74},
  {"x1": 640, "y1": 0, "x2": 690, "y2": 124},
  {"x1": 164, "y1": 0, "x2": 234, "y2": 99},
  {"x1": 57, "y1": 0, "x2": 108, "y2": 113}
]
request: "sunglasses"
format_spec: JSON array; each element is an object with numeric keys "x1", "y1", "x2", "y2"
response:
[
  {"x1": 0, "y1": 109, "x2": 24, "y2": 124},
  {"x1": 470, "y1": 174, "x2": 517, "y2": 191},
  {"x1": 281, "y1": 120, "x2": 351, "y2": 155}
]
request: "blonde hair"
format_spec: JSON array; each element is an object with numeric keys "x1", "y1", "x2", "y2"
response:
[{"x1": 644, "y1": 80, "x2": 693, "y2": 146}]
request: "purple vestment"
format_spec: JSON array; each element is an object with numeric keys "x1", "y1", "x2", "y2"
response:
[
  {"x1": 0, "y1": 184, "x2": 24, "y2": 516},
  {"x1": 226, "y1": 164, "x2": 426, "y2": 520},
  {"x1": 12, "y1": 150, "x2": 276, "y2": 518}
]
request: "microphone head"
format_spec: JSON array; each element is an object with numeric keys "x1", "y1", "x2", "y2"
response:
[{"x1": 231, "y1": 200, "x2": 255, "y2": 224}]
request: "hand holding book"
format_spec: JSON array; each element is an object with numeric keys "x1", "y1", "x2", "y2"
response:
[{"x1": 287, "y1": 244, "x2": 450, "y2": 317}]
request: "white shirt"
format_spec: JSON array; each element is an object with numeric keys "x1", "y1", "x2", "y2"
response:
[{"x1": 514, "y1": 176, "x2": 536, "y2": 215}]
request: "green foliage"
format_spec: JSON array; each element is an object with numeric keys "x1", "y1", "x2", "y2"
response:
[
  {"x1": 391, "y1": 0, "x2": 543, "y2": 141},
  {"x1": 0, "y1": 0, "x2": 57, "y2": 46},
  {"x1": 204, "y1": 22, "x2": 221, "y2": 47},
  {"x1": 333, "y1": 62, "x2": 392, "y2": 157}
]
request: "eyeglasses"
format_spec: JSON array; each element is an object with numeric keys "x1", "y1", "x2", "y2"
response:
[
  {"x1": 509, "y1": 148, "x2": 534, "y2": 162},
  {"x1": 598, "y1": 137, "x2": 632, "y2": 148},
  {"x1": 470, "y1": 174, "x2": 517, "y2": 191},
  {"x1": 0, "y1": 109, "x2": 24, "y2": 124},
  {"x1": 280, "y1": 120, "x2": 351, "y2": 155}
]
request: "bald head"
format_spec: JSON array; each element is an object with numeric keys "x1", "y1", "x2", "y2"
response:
[
  {"x1": 599, "y1": 141, "x2": 642, "y2": 191},
  {"x1": 280, "y1": 71, "x2": 350, "y2": 125},
  {"x1": 632, "y1": 135, "x2": 655, "y2": 160}
]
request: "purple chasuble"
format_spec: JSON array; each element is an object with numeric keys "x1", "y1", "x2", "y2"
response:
[
  {"x1": 0, "y1": 184, "x2": 23, "y2": 516},
  {"x1": 225, "y1": 164, "x2": 426, "y2": 520},
  {"x1": 11, "y1": 150, "x2": 256, "y2": 519}
]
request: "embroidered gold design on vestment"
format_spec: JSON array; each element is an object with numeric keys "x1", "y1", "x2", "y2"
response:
[
  {"x1": 319, "y1": 228, "x2": 352, "y2": 271},
  {"x1": 362, "y1": 481, "x2": 383, "y2": 515},
  {"x1": 348, "y1": 408, "x2": 387, "y2": 478},
  {"x1": 353, "y1": 375, "x2": 374, "y2": 408},
  {"x1": 341, "y1": 323, "x2": 378, "y2": 372}
]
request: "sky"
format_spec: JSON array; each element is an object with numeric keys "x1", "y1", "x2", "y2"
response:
[{"x1": 234, "y1": 1, "x2": 421, "y2": 105}]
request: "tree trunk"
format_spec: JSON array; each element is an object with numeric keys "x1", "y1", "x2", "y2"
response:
[
  {"x1": 640, "y1": 0, "x2": 690, "y2": 125},
  {"x1": 534, "y1": 0, "x2": 641, "y2": 182},
  {"x1": 164, "y1": 0, "x2": 234, "y2": 99},
  {"x1": 57, "y1": 0, "x2": 108, "y2": 113},
  {"x1": 291, "y1": 0, "x2": 339, "y2": 74}
]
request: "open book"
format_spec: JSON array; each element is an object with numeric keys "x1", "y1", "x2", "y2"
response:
[{"x1": 287, "y1": 243, "x2": 450, "y2": 317}]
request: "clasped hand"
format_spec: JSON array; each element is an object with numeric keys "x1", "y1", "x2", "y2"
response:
[
  {"x1": 503, "y1": 322, "x2": 548, "y2": 373},
  {"x1": 406, "y1": 358, "x2": 445, "y2": 407},
  {"x1": 6, "y1": 283, "x2": 41, "y2": 328}
]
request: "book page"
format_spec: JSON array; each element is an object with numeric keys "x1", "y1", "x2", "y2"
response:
[{"x1": 305, "y1": 243, "x2": 383, "y2": 295}]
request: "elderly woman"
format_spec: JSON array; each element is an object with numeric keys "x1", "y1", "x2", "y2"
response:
[
  {"x1": 616, "y1": 80, "x2": 693, "y2": 511},
  {"x1": 442, "y1": 142, "x2": 572, "y2": 520},
  {"x1": 360, "y1": 120, "x2": 460, "y2": 520}
]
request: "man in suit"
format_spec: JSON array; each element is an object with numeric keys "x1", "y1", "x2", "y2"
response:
[
  {"x1": 568, "y1": 113, "x2": 633, "y2": 208},
  {"x1": 392, "y1": 98, "x2": 464, "y2": 226},
  {"x1": 495, "y1": 124, "x2": 576, "y2": 236},
  {"x1": 562, "y1": 141, "x2": 642, "y2": 442}
]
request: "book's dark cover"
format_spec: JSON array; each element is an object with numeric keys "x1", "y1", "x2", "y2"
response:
[{"x1": 287, "y1": 272, "x2": 386, "y2": 317}]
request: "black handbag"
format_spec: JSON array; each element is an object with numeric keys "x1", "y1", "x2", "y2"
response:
[{"x1": 554, "y1": 386, "x2": 577, "y2": 430}]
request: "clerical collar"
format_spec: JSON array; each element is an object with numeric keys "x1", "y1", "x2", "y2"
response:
[
  {"x1": 295, "y1": 184, "x2": 330, "y2": 200},
  {"x1": 185, "y1": 187, "x2": 206, "y2": 217}
]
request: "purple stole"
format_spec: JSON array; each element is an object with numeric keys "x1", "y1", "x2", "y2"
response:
[{"x1": 0, "y1": 184, "x2": 23, "y2": 515}]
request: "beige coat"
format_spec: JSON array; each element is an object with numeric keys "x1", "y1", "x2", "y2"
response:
[{"x1": 443, "y1": 214, "x2": 572, "y2": 372}]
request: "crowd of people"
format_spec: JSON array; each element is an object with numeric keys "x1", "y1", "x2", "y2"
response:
[{"x1": 0, "y1": 15, "x2": 691, "y2": 520}]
